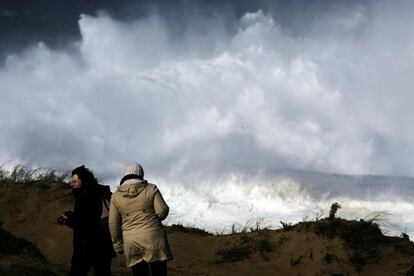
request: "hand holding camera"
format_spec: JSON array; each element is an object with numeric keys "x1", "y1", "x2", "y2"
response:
[
  {"x1": 57, "y1": 215, "x2": 66, "y2": 225},
  {"x1": 56, "y1": 210, "x2": 74, "y2": 225}
]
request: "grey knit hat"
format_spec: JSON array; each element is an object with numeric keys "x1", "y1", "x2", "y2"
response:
[
  {"x1": 120, "y1": 163, "x2": 145, "y2": 185},
  {"x1": 124, "y1": 162, "x2": 144, "y2": 178}
]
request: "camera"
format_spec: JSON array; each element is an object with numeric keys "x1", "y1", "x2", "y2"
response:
[
  {"x1": 56, "y1": 210, "x2": 74, "y2": 225},
  {"x1": 57, "y1": 215, "x2": 66, "y2": 225}
]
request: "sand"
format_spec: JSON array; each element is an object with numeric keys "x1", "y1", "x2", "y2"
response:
[{"x1": 0, "y1": 181, "x2": 413, "y2": 275}]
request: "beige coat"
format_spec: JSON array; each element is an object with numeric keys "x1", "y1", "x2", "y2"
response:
[{"x1": 108, "y1": 179, "x2": 173, "y2": 267}]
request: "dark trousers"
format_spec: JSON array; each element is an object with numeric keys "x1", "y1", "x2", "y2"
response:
[
  {"x1": 69, "y1": 255, "x2": 111, "y2": 276},
  {"x1": 131, "y1": 261, "x2": 167, "y2": 276}
]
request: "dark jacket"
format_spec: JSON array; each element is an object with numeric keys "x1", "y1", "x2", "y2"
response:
[{"x1": 66, "y1": 184, "x2": 116, "y2": 260}]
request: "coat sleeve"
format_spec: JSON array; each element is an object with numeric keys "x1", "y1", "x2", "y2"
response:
[
  {"x1": 108, "y1": 195, "x2": 124, "y2": 253},
  {"x1": 67, "y1": 193, "x2": 100, "y2": 235},
  {"x1": 153, "y1": 187, "x2": 169, "y2": 221}
]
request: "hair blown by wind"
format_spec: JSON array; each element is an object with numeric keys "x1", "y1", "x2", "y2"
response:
[{"x1": 71, "y1": 165, "x2": 98, "y2": 188}]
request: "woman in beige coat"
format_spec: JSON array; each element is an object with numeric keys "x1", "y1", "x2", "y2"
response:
[{"x1": 109, "y1": 163, "x2": 172, "y2": 276}]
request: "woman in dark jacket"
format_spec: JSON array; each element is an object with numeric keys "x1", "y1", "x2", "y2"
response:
[{"x1": 58, "y1": 165, "x2": 116, "y2": 276}]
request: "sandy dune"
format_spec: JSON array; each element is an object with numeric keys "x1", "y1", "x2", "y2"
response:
[{"x1": 1, "y1": 180, "x2": 413, "y2": 275}]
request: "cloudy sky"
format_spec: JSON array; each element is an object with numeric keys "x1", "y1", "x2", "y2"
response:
[
  {"x1": 1, "y1": 0, "x2": 414, "y2": 233},
  {"x1": 1, "y1": 0, "x2": 414, "y2": 178}
]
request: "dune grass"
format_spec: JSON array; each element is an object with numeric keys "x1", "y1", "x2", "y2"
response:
[
  {"x1": 165, "y1": 224, "x2": 211, "y2": 236},
  {"x1": 0, "y1": 165, "x2": 69, "y2": 187},
  {"x1": 212, "y1": 202, "x2": 414, "y2": 272},
  {"x1": 215, "y1": 232, "x2": 274, "y2": 263}
]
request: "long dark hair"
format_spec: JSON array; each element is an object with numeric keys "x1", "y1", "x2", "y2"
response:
[{"x1": 71, "y1": 165, "x2": 98, "y2": 189}]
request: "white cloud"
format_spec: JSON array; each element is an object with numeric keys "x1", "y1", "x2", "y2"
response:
[
  {"x1": 1, "y1": 1, "x2": 414, "y2": 233},
  {"x1": 1, "y1": 4, "x2": 414, "y2": 176}
]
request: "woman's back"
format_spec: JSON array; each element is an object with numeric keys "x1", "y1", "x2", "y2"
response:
[
  {"x1": 111, "y1": 180, "x2": 167, "y2": 233},
  {"x1": 109, "y1": 175, "x2": 172, "y2": 267}
]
